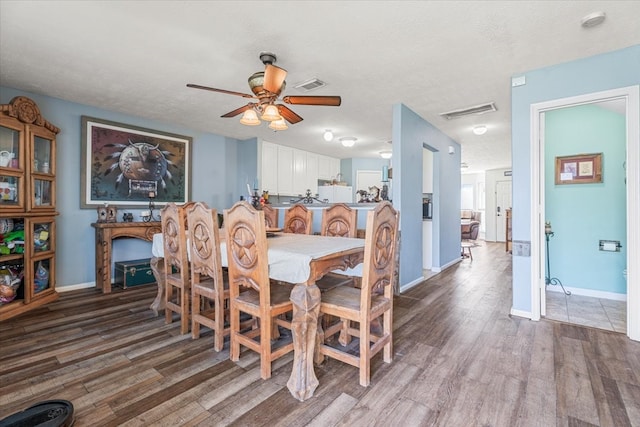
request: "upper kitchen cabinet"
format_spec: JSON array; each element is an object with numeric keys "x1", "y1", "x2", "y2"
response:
[
  {"x1": 423, "y1": 149, "x2": 433, "y2": 194},
  {"x1": 260, "y1": 141, "x2": 279, "y2": 194},
  {"x1": 260, "y1": 141, "x2": 339, "y2": 196}
]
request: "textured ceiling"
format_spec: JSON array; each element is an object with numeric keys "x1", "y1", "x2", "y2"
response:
[{"x1": 1, "y1": 1, "x2": 638, "y2": 174}]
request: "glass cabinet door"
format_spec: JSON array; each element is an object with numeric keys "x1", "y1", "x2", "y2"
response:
[
  {"x1": 0, "y1": 175, "x2": 23, "y2": 210},
  {"x1": 0, "y1": 125, "x2": 22, "y2": 170},
  {"x1": 32, "y1": 257, "x2": 52, "y2": 296},
  {"x1": 33, "y1": 135, "x2": 53, "y2": 175},
  {"x1": 33, "y1": 178, "x2": 54, "y2": 208},
  {"x1": 32, "y1": 219, "x2": 54, "y2": 254}
]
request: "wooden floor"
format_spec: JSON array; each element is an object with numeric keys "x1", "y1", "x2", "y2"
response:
[{"x1": 1, "y1": 243, "x2": 639, "y2": 426}]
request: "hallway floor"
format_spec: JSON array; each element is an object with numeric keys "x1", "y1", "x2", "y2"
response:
[{"x1": 545, "y1": 289, "x2": 627, "y2": 333}]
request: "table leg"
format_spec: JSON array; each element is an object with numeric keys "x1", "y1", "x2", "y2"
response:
[
  {"x1": 149, "y1": 257, "x2": 165, "y2": 316},
  {"x1": 287, "y1": 282, "x2": 321, "y2": 401}
]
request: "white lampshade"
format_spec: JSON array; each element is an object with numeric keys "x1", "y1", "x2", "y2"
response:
[
  {"x1": 473, "y1": 125, "x2": 488, "y2": 135},
  {"x1": 269, "y1": 118, "x2": 288, "y2": 131},
  {"x1": 380, "y1": 150, "x2": 392, "y2": 159},
  {"x1": 239, "y1": 109, "x2": 260, "y2": 126},
  {"x1": 260, "y1": 104, "x2": 281, "y2": 121},
  {"x1": 323, "y1": 129, "x2": 334, "y2": 142},
  {"x1": 339, "y1": 137, "x2": 357, "y2": 147}
]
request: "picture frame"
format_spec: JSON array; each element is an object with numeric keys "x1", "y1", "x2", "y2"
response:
[
  {"x1": 554, "y1": 153, "x2": 603, "y2": 185},
  {"x1": 81, "y1": 116, "x2": 192, "y2": 208}
]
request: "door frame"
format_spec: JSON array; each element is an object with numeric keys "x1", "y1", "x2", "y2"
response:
[{"x1": 530, "y1": 85, "x2": 639, "y2": 341}]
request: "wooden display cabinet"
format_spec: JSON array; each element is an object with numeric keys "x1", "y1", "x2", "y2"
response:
[{"x1": 0, "y1": 96, "x2": 60, "y2": 321}]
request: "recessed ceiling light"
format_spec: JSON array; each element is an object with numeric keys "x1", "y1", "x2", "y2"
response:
[
  {"x1": 473, "y1": 125, "x2": 488, "y2": 135},
  {"x1": 323, "y1": 129, "x2": 334, "y2": 141},
  {"x1": 581, "y1": 11, "x2": 606, "y2": 28},
  {"x1": 379, "y1": 151, "x2": 392, "y2": 159}
]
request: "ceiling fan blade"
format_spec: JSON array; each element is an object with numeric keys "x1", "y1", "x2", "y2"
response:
[
  {"x1": 277, "y1": 105, "x2": 303, "y2": 124},
  {"x1": 282, "y1": 95, "x2": 342, "y2": 106},
  {"x1": 263, "y1": 64, "x2": 287, "y2": 94},
  {"x1": 187, "y1": 83, "x2": 255, "y2": 99},
  {"x1": 221, "y1": 104, "x2": 254, "y2": 118}
]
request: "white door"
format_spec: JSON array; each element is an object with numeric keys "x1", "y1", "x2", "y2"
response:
[{"x1": 495, "y1": 180, "x2": 512, "y2": 242}]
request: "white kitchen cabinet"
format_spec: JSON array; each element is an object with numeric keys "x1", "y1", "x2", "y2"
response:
[
  {"x1": 317, "y1": 185, "x2": 353, "y2": 203},
  {"x1": 306, "y1": 152, "x2": 318, "y2": 194},
  {"x1": 292, "y1": 149, "x2": 307, "y2": 196},
  {"x1": 277, "y1": 145, "x2": 293, "y2": 195},
  {"x1": 260, "y1": 141, "x2": 278, "y2": 193},
  {"x1": 330, "y1": 158, "x2": 341, "y2": 180},
  {"x1": 318, "y1": 155, "x2": 332, "y2": 180},
  {"x1": 423, "y1": 149, "x2": 433, "y2": 193},
  {"x1": 260, "y1": 141, "x2": 339, "y2": 196}
]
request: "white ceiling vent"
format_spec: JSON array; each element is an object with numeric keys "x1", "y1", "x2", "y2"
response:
[
  {"x1": 293, "y1": 78, "x2": 326, "y2": 92},
  {"x1": 440, "y1": 102, "x2": 497, "y2": 120}
]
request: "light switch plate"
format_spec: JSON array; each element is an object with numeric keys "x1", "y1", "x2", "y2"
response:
[{"x1": 513, "y1": 240, "x2": 531, "y2": 257}]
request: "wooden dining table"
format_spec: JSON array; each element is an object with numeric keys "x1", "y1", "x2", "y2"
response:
[{"x1": 149, "y1": 231, "x2": 365, "y2": 401}]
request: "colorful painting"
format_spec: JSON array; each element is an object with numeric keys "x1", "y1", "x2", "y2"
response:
[{"x1": 81, "y1": 116, "x2": 191, "y2": 208}]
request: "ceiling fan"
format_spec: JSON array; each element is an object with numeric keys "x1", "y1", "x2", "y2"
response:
[{"x1": 187, "y1": 52, "x2": 341, "y2": 128}]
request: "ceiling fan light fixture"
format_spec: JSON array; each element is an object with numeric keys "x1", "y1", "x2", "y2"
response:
[
  {"x1": 473, "y1": 125, "x2": 488, "y2": 135},
  {"x1": 323, "y1": 129, "x2": 334, "y2": 141},
  {"x1": 269, "y1": 118, "x2": 288, "y2": 131},
  {"x1": 239, "y1": 109, "x2": 261, "y2": 126},
  {"x1": 340, "y1": 137, "x2": 357, "y2": 147},
  {"x1": 260, "y1": 104, "x2": 282, "y2": 121},
  {"x1": 380, "y1": 150, "x2": 392, "y2": 159}
]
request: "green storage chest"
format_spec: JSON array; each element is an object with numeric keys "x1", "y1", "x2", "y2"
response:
[{"x1": 114, "y1": 258, "x2": 156, "y2": 289}]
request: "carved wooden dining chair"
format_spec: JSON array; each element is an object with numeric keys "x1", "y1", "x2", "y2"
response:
[
  {"x1": 318, "y1": 201, "x2": 400, "y2": 386},
  {"x1": 262, "y1": 204, "x2": 278, "y2": 229},
  {"x1": 161, "y1": 202, "x2": 191, "y2": 335},
  {"x1": 224, "y1": 201, "x2": 294, "y2": 379},
  {"x1": 186, "y1": 202, "x2": 229, "y2": 351},
  {"x1": 283, "y1": 203, "x2": 313, "y2": 234},
  {"x1": 320, "y1": 203, "x2": 357, "y2": 238}
]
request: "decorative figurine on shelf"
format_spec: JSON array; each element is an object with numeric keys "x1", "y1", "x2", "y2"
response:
[
  {"x1": 107, "y1": 205, "x2": 118, "y2": 223},
  {"x1": 262, "y1": 191, "x2": 270, "y2": 204},
  {"x1": 97, "y1": 204, "x2": 109, "y2": 223}
]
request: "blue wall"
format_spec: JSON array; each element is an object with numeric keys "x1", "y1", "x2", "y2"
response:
[
  {"x1": 393, "y1": 103, "x2": 461, "y2": 289},
  {"x1": 1, "y1": 86, "x2": 241, "y2": 289},
  {"x1": 511, "y1": 45, "x2": 640, "y2": 313},
  {"x1": 545, "y1": 104, "x2": 626, "y2": 294}
]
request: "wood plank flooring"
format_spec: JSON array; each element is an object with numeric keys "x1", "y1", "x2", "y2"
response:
[{"x1": 1, "y1": 242, "x2": 639, "y2": 426}]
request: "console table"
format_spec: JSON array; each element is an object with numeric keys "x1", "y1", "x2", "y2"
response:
[{"x1": 92, "y1": 222, "x2": 161, "y2": 295}]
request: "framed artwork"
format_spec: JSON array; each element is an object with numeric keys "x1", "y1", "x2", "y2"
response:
[
  {"x1": 81, "y1": 116, "x2": 192, "y2": 208},
  {"x1": 555, "y1": 153, "x2": 603, "y2": 185}
]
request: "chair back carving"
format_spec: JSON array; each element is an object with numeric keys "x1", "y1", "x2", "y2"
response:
[
  {"x1": 283, "y1": 203, "x2": 313, "y2": 234},
  {"x1": 321, "y1": 203, "x2": 357, "y2": 238},
  {"x1": 262, "y1": 204, "x2": 278, "y2": 229},
  {"x1": 362, "y1": 201, "x2": 400, "y2": 310},
  {"x1": 186, "y1": 202, "x2": 222, "y2": 283},
  {"x1": 161, "y1": 203, "x2": 189, "y2": 274},
  {"x1": 224, "y1": 202, "x2": 271, "y2": 303}
]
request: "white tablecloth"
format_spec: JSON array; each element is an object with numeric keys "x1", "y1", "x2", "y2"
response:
[{"x1": 152, "y1": 233, "x2": 364, "y2": 284}]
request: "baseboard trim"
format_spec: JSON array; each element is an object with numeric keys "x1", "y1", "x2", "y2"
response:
[
  {"x1": 546, "y1": 285, "x2": 627, "y2": 301},
  {"x1": 432, "y1": 257, "x2": 462, "y2": 273},
  {"x1": 57, "y1": 282, "x2": 96, "y2": 292},
  {"x1": 510, "y1": 308, "x2": 533, "y2": 319},
  {"x1": 400, "y1": 276, "x2": 426, "y2": 293}
]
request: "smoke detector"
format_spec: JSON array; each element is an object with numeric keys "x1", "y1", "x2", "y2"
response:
[{"x1": 581, "y1": 11, "x2": 606, "y2": 28}]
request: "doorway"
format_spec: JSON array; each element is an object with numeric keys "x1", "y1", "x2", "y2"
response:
[
  {"x1": 530, "y1": 85, "x2": 640, "y2": 341},
  {"x1": 542, "y1": 100, "x2": 627, "y2": 332},
  {"x1": 495, "y1": 180, "x2": 512, "y2": 242}
]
